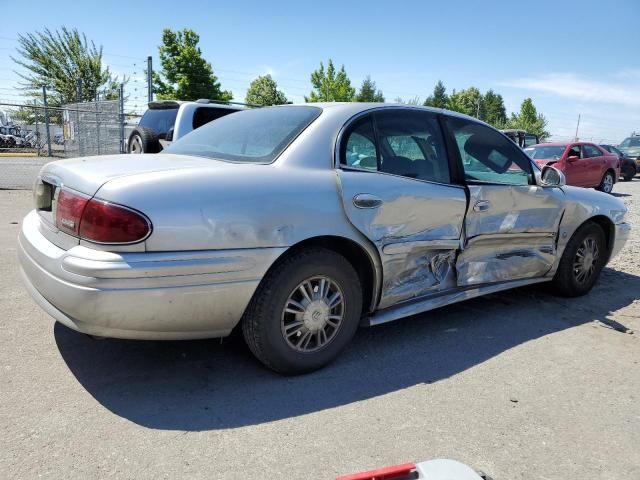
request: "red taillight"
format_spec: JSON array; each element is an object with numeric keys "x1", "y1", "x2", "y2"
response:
[
  {"x1": 56, "y1": 189, "x2": 89, "y2": 236},
  {"x1": 79, "y1": 199, "x2": 151, "y2": 244},
  {"x1": 336, "y1": 463, "x2": 417, "y2": 480},
  {"x1": 55, "y1": 189, "x2": 151, "y2": 244}
]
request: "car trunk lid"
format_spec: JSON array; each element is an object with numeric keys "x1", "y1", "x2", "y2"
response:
[{"x1": 33, "y1": 153, "x2": 225, "y2": 250}]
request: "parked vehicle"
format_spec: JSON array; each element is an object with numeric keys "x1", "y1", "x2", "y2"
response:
[
  {"x1": 0, "y1": 125, "x2": 24, "y2": 148},
  {"x1": 600, "y1": 144, "x2": 637, "y2": 181},
  {"x1": 127, "y1": 99, "x2": 245, "y2": 154},
  {"x1": 500, "y1": 129, "x2": 539, "y2": 148},
  {"x1": 524, "y1": 142, "x2": 620, "y2": 193},
  {"x1": 20, "y1": 104, "x2": 630, "y2": 374},
  {"x1": 618, "y1": 134, "x2": 640, "y2": 170}
]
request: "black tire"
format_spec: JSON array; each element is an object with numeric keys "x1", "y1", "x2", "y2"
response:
[
  {"x1": 242, "y1": 247, "x2": 362, "y2": 375},
  {"x1": 551, "y1": 222, "x2": 607, "y2": 297},
  {"x1": 596, "y1": 170, "x2": 615, "y2": 193},
  {"x1": 623, "y1": 166, "x2": 636, "y2": 182},
  {"x1": 128, "y1": 127, "x2": 160, "y2": 154}
]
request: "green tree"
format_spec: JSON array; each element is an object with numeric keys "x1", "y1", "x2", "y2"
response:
[
  {"x1": 245, "y1": 74, "x2": 288, "y2": 106},
  {"x1": 507, "y1": 98, "x2": 549, "y2": 139},
  {"x1": 482, "y1": 90, "x2": 507, "y2": 127},
  {"x1": 305, "y1": 59, "x2": 355, "y2": 102},
  {"x1": 423, "y1": 80, "x2": 448, "y2": 108},
  {"x1": 355, "y1": 76, "x2": 384, "y2": 102},
  {"x1": 447, "y1": 87, "x2": 484, "y2": 118},
  {"x1": 153, "y1": 28, "x2": 232, "y2": 101},
  {"x1": 393, "y1": 96, "x2": 421, "y2": 105},
  {"x1": 12, "y1": 27, "x2": 123, "y2": 106}
]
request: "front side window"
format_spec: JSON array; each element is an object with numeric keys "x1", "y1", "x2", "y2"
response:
[
  {"x1": 167, "y1": 106, "x2": 321, "y2": 163},
  {"x1": 447, "y1": 117, "x2": 532, "y2": 185},
  {"x1": 583, "y1": 144, "x2": 602, "y2": 158},
  {"x1": 567, "y1": 145, "x2": 581, "y2": 158}
]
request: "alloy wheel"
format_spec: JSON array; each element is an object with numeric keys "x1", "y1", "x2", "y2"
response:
[
  {"x1": 281, "y1": 276, "x2": 345, "y2": 353},
  {"x1": 573, "y1": 236, "x2": 600, "y2": 285}
]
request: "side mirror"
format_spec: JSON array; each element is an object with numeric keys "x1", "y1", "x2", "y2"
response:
[
  {"x1": 166, "y1": 127, "x2": 174, "y2": 142},
  {"x1": 540, "y1": 165, "x2": 566, "y2": 187},
  {"x1": 566, "y1": 153, "x2": 579, "y2": 162}
]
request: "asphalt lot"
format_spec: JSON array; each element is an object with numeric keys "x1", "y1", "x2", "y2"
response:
[
  {"x1": 0, "y1": 156, "x2": 51, "y2": 189},
  {"x1": 1, "y1": 181, "x2": 639, "y2": 479}
]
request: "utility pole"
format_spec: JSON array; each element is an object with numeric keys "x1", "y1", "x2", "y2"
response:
[
  {"x1": 147, "y1": 56, "x2": 153, "y2": 103},
  {"x1": 119, "y1": 83, "x2": 125, "y2": 153},
  {"x1": 34, "y1": 99, "x2": 39, "y2": 157},
  {"x1": 42, "y1": 85, "x2": 52, "y2": 157},
  {"x1": 76, "y1": 78, "x2": 82, "y2": 103},
  {"x1": 574, "y1": 113, "x2": 581, "y2": 141}
]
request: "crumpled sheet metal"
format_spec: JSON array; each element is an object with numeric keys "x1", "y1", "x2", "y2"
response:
[{"x1": 379, "y1": 247, "x2": 457, "y2": 309}]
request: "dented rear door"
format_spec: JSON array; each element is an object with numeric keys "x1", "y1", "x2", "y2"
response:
[{"x1": 337, "y1": 109, "x2": 467, "y2": 309}]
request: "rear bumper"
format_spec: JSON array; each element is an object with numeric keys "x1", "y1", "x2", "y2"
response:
[
  {"x1": 611, "y1": 222, "x2": 631, "y2": 260},
  {"x1": 19, "y1": 210, "x2": 285, "y2": 340}
]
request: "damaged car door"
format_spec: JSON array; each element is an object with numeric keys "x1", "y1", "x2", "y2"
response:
[
  {"x1": 337, "y1": 109, "x2": 467, "y2": 309},
  {"x1": 445, "y1": 117, "x2": 565, "y2": 286}
]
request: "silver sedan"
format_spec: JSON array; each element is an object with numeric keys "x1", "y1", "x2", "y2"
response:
[{"x1": 19, "y1": 103, "x2": 631, "y2": 374}]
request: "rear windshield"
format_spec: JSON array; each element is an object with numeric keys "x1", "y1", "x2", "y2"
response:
[
  {"x1": 166, "y1": 106, "x2": 322, "y2": 163},
  {"x1": 139, "y1": 108, "x2": 178, "y2": 136},
  {"x1": 524, "y1": 145, "x2": 566, "y2": 160}
]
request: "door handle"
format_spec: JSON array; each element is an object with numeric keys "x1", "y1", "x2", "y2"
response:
[
  {"x1": 353, "y1": 193, "x2": 383, "y2": 209},
  {"x1": 473, "y1": 200, "x2": 491, "y2": 212}
]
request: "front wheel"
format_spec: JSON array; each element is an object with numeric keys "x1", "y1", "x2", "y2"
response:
[
  {"x1": 242, "y1": 248, "x2": 362, "y2": 375},
  {"x1": 596, "y1": 171, "x2": 615, "y2": 193},
  {"x1": 551, "y1": 222, "x2": 607, "y2": 297}
]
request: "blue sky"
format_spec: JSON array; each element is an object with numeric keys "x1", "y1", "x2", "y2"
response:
[{"x1": 0, "y1": 0, "x2": 638, "y2": 142}]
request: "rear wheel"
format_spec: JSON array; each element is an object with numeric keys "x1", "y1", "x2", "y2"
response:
[
  {"x1": 551, "y1": 222, "x2": 607, "y2": 297},
  {"x1": 127, "y1": 127, "x2": 160, "y2": 154},
  {"x1": 596, "y1": 170, "x2": 615, "y2": 193},
  {"x1": 241, "y1": 248, "x2": 362, "y2": 374}
]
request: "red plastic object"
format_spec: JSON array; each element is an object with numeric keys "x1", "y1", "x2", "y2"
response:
[{"x1": 336, "y1": 462, "x2": 417, "y2": 480}]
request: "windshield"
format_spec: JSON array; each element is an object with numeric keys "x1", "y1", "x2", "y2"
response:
[
  {"x1": 139, "y1": 107, "x2": 178, "y2": 137},
  {"x1": 166, "y1": 106, "x2": 322, "y2": 163},
  {"x1": 524, "y1": 145, "x2": 566, "y2": 160},
  {"x1": 619, "y1": 137, "x2": 640, "y2": 148}
]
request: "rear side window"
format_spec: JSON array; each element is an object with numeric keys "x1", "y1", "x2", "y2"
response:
[
  {"x1": 340, "y1": 109, "x2": 451, "y2": 184},
  {"x1": 192, "y1": 107, "x2": 238, "y2": 130},
  {"x1": 447, "y1": 117, "x2": 532, "y2": 185},
  {"x1": 139, "y1": 108, "x2": 178, "y2": 137},
  {"x1": 343, "y1": 117, "x2": 378, "y2": 171},
  {"x1": 166, "y1": 106, "x2": 321, "y2": 163},
  {"x1": 583, "y1": 144, "x2": 602, "y2": 158}
]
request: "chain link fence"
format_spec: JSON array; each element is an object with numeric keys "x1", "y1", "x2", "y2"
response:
[{"x1": 1, "y1": 93, "x2": 140, "y2": 189}]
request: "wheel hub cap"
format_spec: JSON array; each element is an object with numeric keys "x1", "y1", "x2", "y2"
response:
[
  {"x1": 573, "y1": 236, "x2": 599, "y2": 284},
  {"x1": 303, "y1": 300, "x2": 330, "y2": 332},
  {"x1": 281, "y1": 276, "x2": 345, "y2": 353}
]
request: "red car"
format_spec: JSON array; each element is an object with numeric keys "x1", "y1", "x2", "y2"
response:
[{"x1": 524, "y1": 142, "x2": 620, "y2": 193}]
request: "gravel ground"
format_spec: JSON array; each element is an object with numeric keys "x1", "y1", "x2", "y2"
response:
[{"x1": 0, "y1": 181, "x2": 639, "y2": 480}]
